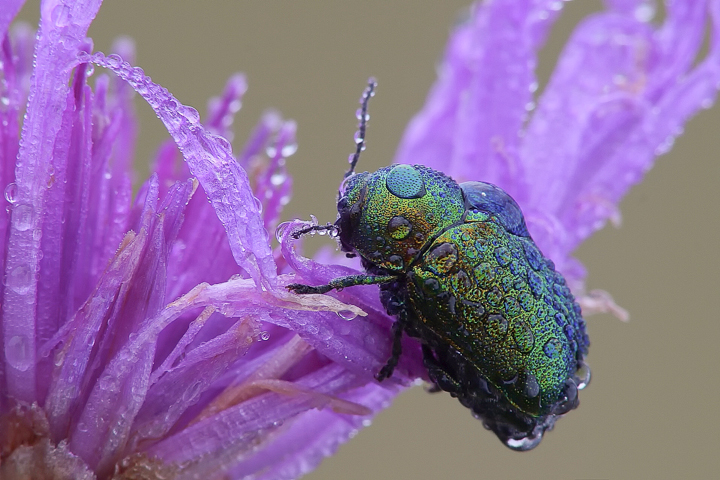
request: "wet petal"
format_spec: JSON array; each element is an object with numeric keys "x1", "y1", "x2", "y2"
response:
[
  {"x1": 521, "y1": 1, "x2": 720, "y2": 257},
  {"x1": 3, "y1": 0, "x2": 103, "y2": 403},
  {"x1": 85, "y1": 51, "x2": 278, "y2": 289},
  {"x1": 395, "y1": 0, "x2": 562, "y2": 192}
]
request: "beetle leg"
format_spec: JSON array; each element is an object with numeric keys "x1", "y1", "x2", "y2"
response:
[
  {"x1": 287, "y1": 274, "x2": 396, "y2": 295},
  {"x1": 375, "y1": 309, "x2": 408, "y2": 382},
  {"x1": 421, "y1": 344, "x2": 462, "y2": 394}
]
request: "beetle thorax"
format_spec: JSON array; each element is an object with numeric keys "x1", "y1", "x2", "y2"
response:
[{"x1": 336, "y1": 164, "x2": 465, "y2": 272}]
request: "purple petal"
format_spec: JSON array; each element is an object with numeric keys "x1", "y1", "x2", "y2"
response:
[
  {"x1": 520, "y1": 1, "x2": 720, "y2": 259},
  {"x1": 394, "y1": 0, "x2": 562, "y2": 191},
  {"x1": 0, "y1": 0, "x2": 24, "y2": 40},
  {"x1": 2, "y1": 0, "x2": 102, "y2": 403},
  {"x1": 231, "y1": 383, "x2": 399, "y2": 480},
  {"x1": 129, "y1": 314, "x2": 259, "y2": 450},
  {"x1": 85, "y1": 52, "x2": 277, "y2": 290},
  {"x1": 145, "y1": 363, "x2": 369, "y2": 470},
  {"x1": 279, "y1": 220, "x2": 426, "y2": 382},
  {"x1": 205, "y1": 73, "x2": 247, "y2": 140}
]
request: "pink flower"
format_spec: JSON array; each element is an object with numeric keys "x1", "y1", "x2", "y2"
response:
[{"x1": 1, "y1": 0, "x2": 718, "y2": 478}]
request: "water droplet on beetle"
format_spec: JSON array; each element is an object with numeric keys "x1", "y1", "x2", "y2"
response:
[
  {"x1": 575, "y1": 362, "x2": 591, "y2": 390},
  {"x1": 505, "y1": 432, "x2": 543, "y2": 451}
]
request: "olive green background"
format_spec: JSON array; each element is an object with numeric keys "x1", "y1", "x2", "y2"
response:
[{"x1": 16, "y1": 1, "x2": 720, "y2": 479}]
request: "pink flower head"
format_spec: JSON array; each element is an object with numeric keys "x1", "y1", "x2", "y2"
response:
[{"x1": 0, "y1": 0, "x2": 718, "y2": 479}]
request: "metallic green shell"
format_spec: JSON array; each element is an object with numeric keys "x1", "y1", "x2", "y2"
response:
[
  {"x1": 407, "y1": 214, "x2": 581, "y2": 416},
  {"x1": 340, "y1": 165, "x2": 465, "y2": 272}
]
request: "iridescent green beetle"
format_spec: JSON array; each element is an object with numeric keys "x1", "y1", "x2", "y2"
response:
[{"x1": 288, "y1": 80, "x2": 590, "y2": 451}]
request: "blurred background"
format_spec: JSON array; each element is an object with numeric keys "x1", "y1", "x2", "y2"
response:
[{"x1": 15, "y1": 1, "x2": 720, "y2": 478}]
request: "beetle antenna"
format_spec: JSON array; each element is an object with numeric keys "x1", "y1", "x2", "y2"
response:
[{"x1": 345, "y1": 78, "x2": 377, "y2": 179}]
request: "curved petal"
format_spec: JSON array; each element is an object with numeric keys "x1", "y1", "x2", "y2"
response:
[
  {"x1": 84, "y1": 52, "x2": 278, "y2": 290},
  {"x1": 394, "y1": 0, "x2": 562, "y2": 193},
  {"x1": 2, "y1": 0, "x2": 102, "y2": 404},
  {"x1": 521, "y1": 1, "x2": 720, "y2": 256}
]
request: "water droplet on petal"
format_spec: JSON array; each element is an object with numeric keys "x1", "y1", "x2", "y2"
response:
[
  {"x1": 337, "y1": 309, "x2": 357, "y2": 321},
  {"x1": 270, "y1": 173, "x2": 286, "y2": 186},
  {"x1": 13, "y1": 204, "x2": 33, "y2": 231},
  {"x1": 4, "y1": 183, "x2": 17, "y2": 204},
  {"x1": 275, "y1": 221, "x2": 292, "y2": 243},
  {"x1": 281, "y1": 143, "x2": 298, "y2": 157},
  {"x1": 633, "y1": 3, "x2": 655, "y2": 22},
  {"x1": 6, "y1": 335, "x2": 32, "y2": 371},
  {"x1": 5, "y1": 264, "x2": 32, "y2": 294}
]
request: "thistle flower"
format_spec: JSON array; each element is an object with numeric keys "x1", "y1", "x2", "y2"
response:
[{"x1": 0, "y1": 1, "x2": 718, "y2": 480}]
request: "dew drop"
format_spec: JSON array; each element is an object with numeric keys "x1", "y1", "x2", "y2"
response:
[
  {"x1": 13, "y1": 204, "x2": 33, "y2": 231},
  {"x1": 179, "y1": 106, "x2": 200, "y2": 123},
  {"x1": 575, "y1": 362, "x2": 591, "y2": 390},
  {"x1": 4, "y1": 183, "x2": 17, "y2": 204},
  {"x1": 654, "y1": 135, "x2": 676, "y2": 155},
  {"x1": 260, "y1": 331, "x2": 270, "y2": 341},
  {"x1": 5, "y1": 264, "x2": 32, "y2": 294},
  {"x1": 106, "y1": 54, "x2": 122, "y2": 68},
  {"x1": 281, "y1": 143, "x2": 298, "y2": 157},
  {"x1": 53, "y1": 350, "x2": 65, "y2": 367},
  {"x1": 543, "y1": 338, "x2": 562, "y2": 359},
  {"x1": 51, "y1": 4, "x2": 70, "y2": 26},
  {"x1": 634, "y1": 3, "x2": 655, "y2": 22},
  {"x1": 275, "y1": 222, "x2": 292, "y2": 243},
  {"x1": 337, "y1": 309, "x2": 357, "y2": 321},
  {"x1": 524, "y1": 374, "x2": 540, "y2": 398},
  {"x1": 271, "y1": 173, "x2": 286, "y2": 186},
  {"x1": 6, "y1": 335, "x2": 32, "y2": 371},
  {"x1": 387, "y1": 216, "x2": 412, "y2": 240},
  {"x1": 512, "y1": 321, "x2": 535, "y2": 353},
  {"x1": 505, "y1": 432, "x2": 543, "y2": 451},
  {"x1": 485, "y1": 314, "x2": 508, "y2": 339},
  {"x1": 183, "y1": 381, "x2": 203, "y2": 402}
]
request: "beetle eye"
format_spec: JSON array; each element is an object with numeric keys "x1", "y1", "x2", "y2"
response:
[
  {"x1": 386, "y1": 164, "x2": 426, "y2": 199},
  {"x1": 339, "y1": 171, "x2": 368, "y2": 197}
]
